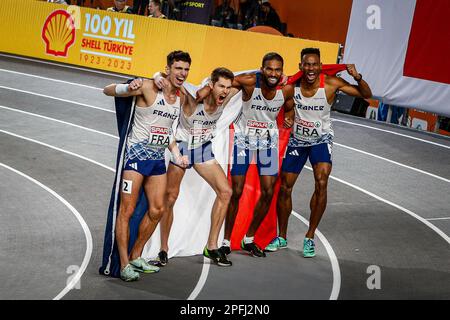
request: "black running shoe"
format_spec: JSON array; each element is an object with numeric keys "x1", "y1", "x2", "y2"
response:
[
  {"x1": 203, "y1": 247, "x2": 232, "y2": 267},
  {"x1": 157, "y1": 250, "x2": 168, "y2": 266},
  {"x1": 241, "y1": 240, "x2": 266, "y2": 257},
  {"x1": 219, "y1": 245, "x2": 231, "y2": 256}
]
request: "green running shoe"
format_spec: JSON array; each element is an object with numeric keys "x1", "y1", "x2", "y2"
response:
[
  {"x1": 265, "y1": 236, "x2": 288, "y2": 252},
  {"x1": 120, "y1": 264, "x2": 140, "y2": 281},
  {"x1": 130, "y1": 257, "x2": 160, "y2": 273},
  {"x1": 303, "y1": 238, "x2": 316, "y2": 258}
]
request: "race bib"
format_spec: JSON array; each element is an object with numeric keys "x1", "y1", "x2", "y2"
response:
[
  {"x1": 245, "y1": 119, "x2": 276, "y2": 139},
  {"x1": 188, "y1": 127, "x2": 215, "y2": 150},
  {"x1": 149, "y1": 126, "x2": 171, "y2": 148},
  {"x1": 293, "y1": 117, "x2": 322, "y2": 141}
]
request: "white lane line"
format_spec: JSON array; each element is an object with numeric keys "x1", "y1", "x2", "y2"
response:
[
  {"x1": 0, "y1": 53, "x2": 129, "y2": 78},
  {"x1": 0, "y1": 106, "x2": 118, "y2": 140},
  {"x1": 0, "y1": 129, "x2": 213, "y2": 301},
  {"x1": 0, "y1": 68, "x2": 103, "y2": 90},
  {"x1": 291, "y1": 210, "x2": 341, "y2": 300},
  {"x1": 0, "y1": 162, "x2": 93, "y2": 300},
  {"x1": 0, "y1": 130, "x2": 115, "y2": 173},
  {"x1": 335, "y1": 142, "x2": 450, "y2": 183},
  {"x1": 427, "y1": 217, "x2": 450, "y2": 221},
  {"x1": 187, "y1": 257, "x2": 211, "y2": 300},
  {"x1": 0, "y1": 85, "x2": 115, "y2": 114},
  {"x1": 304, "y1": 165, "x2": 450, "y2": 245},
  {"x1": 333, "y1": 118, "x2": 450, "y2": 150}
]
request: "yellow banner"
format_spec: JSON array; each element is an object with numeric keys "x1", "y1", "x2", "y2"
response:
[{"x1": 0, "y1": 0, "x2": 340, "y2": 83}]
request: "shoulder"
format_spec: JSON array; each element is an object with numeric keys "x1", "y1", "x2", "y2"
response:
[
  {"x1": 106, "y1": 7, "x2": 115, "y2": 12},
  {"x1": 282, "y1": 83, "x2": 295, "y2": 97},
  {"x1": 236, "y1": 73, "x2": 257, "y2": 86}
]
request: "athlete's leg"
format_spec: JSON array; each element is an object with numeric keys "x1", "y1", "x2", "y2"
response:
[
  {"x1": 276, "y1": 171, "x2": 301, "y2": 239},
  {"x1": 246, "y1": 147, "x2": 278, "y2": 237},
  {"x1": 305, "y1": 162, "x2": 332, "y2": 238},
  {"x1": 246, "y1": 174, "x2": 278, "y2": 237},
  {"x1": 159, "y1": 163, "x2": 186, "y2": 253},
  {"x1": 224, "y1": 145, "x2": 250, "y2": 242},
  {"x1": 130, "y1": 173, "x2": 167, "y2": 260},
  {"x1": 224, "y1": 175, "x2": 246, "y2": 241},
  {"x1": 194, "y1": 160, "x2": 232, "y2": 250},
  {"x1": 116, "y1": 170, "x2": 144, "y2": 269}
]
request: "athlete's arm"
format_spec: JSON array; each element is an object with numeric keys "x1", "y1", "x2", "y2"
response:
[
  {"x1": 103, "y1": 78, "x2": 151, "y2": 97},
  {"x1": 328, "y1": 64, "x2": 372, "y2": 99},
  {"x1": 168, "y1": 141, "x2": 189, "y2": 168},
  {"x1": 233, "y1": 73, "x2": 256, "y2": 100},
  {"x1": 282, "y1": 84, "x2": 295, "y2": 128}
]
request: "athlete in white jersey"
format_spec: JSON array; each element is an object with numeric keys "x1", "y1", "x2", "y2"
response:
[
  {"x1": 220, "y1": 53, "x2": 295, "y2": 258},
  {"x1": 268, "y1": 48, "x2": 372, "y2": 257},
  {"x1": 103, "y1": 51, "x2": 191, "y2": 281},
  {"x1": 157, "y1": 67, "x2": 239, "y2": 267}
]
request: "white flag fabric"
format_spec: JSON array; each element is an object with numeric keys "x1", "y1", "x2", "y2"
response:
[{"x1": 344, "y1": 0, "x2": 450, "y2": 116}]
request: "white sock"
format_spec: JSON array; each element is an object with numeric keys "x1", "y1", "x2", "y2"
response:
[
  {"x1": 222, "y1": 239, "x2": 230, "y2": 247},
  {"x1": 244, "y1": 235, "x2": 254, "y2": 244}
]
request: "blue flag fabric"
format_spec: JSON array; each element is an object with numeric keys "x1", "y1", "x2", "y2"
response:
[{"x1": 98, "y1": 85, "x2": 149, "y2": 278}]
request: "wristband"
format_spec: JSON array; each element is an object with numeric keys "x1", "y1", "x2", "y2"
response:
[
  {"x1": 354, "y1": 73, "x2": 363, "y2": 82},
  {"x1": 115, "y1": 83, "x2": 129, "y2": 95}
]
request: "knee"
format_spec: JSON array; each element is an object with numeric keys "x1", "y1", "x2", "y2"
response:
[
  {"x1": 260, "y1": 187, "x2": 274, "y2": 201},
  {"x1": 279, "y1": 183, "x2": 293, "y2": 197},
  {"x1": 315, "y1": 176, "x2": 329, "y2": 192},
  {"x1": 166, "y1": 188, "x2": 180, "y2": 208},
  {"x1": 218, "y1": 185, "x2": 232, "y2": 202},
  {"x1": 231, "y1": 184, "x2": 244, "y2": 200},
  {"x1": 148, "y1": 205, "x2": 165, "y2": 222}
]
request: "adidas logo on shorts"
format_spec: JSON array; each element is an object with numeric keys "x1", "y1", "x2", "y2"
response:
[
  {"x1": 289, "y1": 150, "x2": 300, "y2": 156},
  {"x1": 129, "y1": 162, "x2": 138, "y2": 170}
]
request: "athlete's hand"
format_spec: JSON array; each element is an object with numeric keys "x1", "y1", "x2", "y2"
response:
[
  {"x1": 173, "y1": 153, "x2": 189, "y2": 168},
  {"x1": 129, "y1": 78, "x2": 143, "y2": 91},
  {"x1": 279, "y1": 73, "x2": 288, "y2": 87},
  {"x1": 154, "y1": 73, "x2": 169, "y2": 90},
  {"x1": 346, "y1": 64, "x2": 360, "y2": 80},
  {"x1": 283, "y1": 116, "x2": 294, "y2": 128}
]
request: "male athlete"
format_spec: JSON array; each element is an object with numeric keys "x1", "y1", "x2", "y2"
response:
[
  {"x1": 156, "y1": 67, "x2": 239, "y2": 267},
  {"x1": 220, "y1": 52, "x2": 295, "y2": 257},
  {"x1": 103, "y1": 51, "x2": 190, "y2": 281},
  {"x1": 267, "y1": 48, "x2": 372, "y2": 257}
]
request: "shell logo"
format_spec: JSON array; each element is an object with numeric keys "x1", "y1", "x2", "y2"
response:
[{"x1": 41, "y1": 10, "x2": 76, "y2": 57}]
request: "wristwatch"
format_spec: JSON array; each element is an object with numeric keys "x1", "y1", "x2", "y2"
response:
[{"x1": 354, "y1": 73, "x2": 363, "y2": 82}]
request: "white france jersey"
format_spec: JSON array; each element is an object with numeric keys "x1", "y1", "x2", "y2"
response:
[
  {"x1": 234, "y1": 73, "x2": 285, "y2": 150},
  {"x1": 289, "y1": 74, "x2": 334, "y2": 147},
  {"x1": 175, "y1": 102, "x2": 224, "y2": 150},
  {"x1": 126, "y1": 91, "x2": 180, "y2": 160}
]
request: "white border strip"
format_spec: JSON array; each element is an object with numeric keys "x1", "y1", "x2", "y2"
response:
[
  {"x1": 334, "y1": 142, "x2": 450, "y2": 183},
  {"x1": 80, "y1": 50, "x2": 132, "y2": 61},
  {"x1": 0, "y1": 106, "x2": 118, "y2": 139},
  {"x1": 0, "y1": 130, "x2": 115, "y2": 173},
  {"x1": 304, "y1": 165, "x2": 450, "y2": 245},
  {"x1": 0, "y1": 85, "x2": 115, "y2": 113},
  {"x1": 427, "y1": 217, "x2": 450, "y2": 221},
  {"x1": 0, "y1": 52, "x2": 129, "y2": 78},
  {"x1": 0, "y1": 68, "x2": 102, "y2": 90},
  {"x1": 333, "y1": 118, "x2": 450, "y2": 149},
  {"x1": 291, "y1": 210, "x2": 341, "y2": 300},
  {"x1": 0, "y1": 162, "x2": 93, "y2": 300},
  {"x1": 82, "y1": 33, "x2": 135, "y2": 44}
]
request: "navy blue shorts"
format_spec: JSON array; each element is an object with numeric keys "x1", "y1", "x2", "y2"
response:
[
  {"x1": 170, "y1": 140, "x2": 215, "y2": 169},
  {"x1": 230, "y1": 144, "x2": 278, "y2": 176},
  {"x1": 281, "y1": 142, "x2": 332, "y2": 174},
  {"x1": 123, "y1": 158, "x2": 166, "y2": 176}
]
